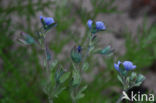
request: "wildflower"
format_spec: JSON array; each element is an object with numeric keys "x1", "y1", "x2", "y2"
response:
[
  {"x1": 87, "y1": 19, "x2": 106, "y2": 31},
  {"x1": 123, "y1": 61, "x2": 136, "y2": 71},
  {"x1": 96, "y1": 21, "x2": 106, "y2": 30},
  {"x1": 87, "y1": 19, "x2": 93, "y2": 29},
  {"x1": 114, "y1": 61, "x2": 136, "y2": 71},
  {"x1": 40, "y1": 16, "x2": 55, "y2": 26},
  {"x1": 40, "y1": 16, "x2": 56, "y2": 30},
  {"x1": 114, "y1": 61, "x2": 121, "y2": 71}
]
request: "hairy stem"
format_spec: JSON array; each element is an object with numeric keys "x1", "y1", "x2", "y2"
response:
[
  {"x1": 48, "y1": 96, "x2": 54, "y2": 103},
  {"x1": 43, "y1": 34, "x2": 54, "y2": 103},
  {"x1": 71, "y1": 88, "x2": 77, "y2": 103},
  {"x1": 116, "y1": 94, "x2": 123, "y2": 103}
]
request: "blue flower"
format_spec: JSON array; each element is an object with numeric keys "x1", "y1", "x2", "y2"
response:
[
  {"x1": 114, "y1": 61, "x2": 136, "y2": 71},
  {"x1": 96, "y1": 21, "x2": 106, "y2": 30},
  {"x1": 123, "y1": 61, "x2": 136, "y2": 71},
  {"x1": 87, "y1": 19, "x2": 106, "y2": 31},
  {"x1": 87, "y1": 19, "x2": 93, "y2": 29},
  {"x1": 114, "y1": 61, "x2": 121, "y2": 71},
  {"x1": 40, "y1": 16, "x2": 55, "y2": 26}
]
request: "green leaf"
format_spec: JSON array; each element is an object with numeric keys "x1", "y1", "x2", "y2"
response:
[
  {"x1": 76, "y1": 93, "x2": 85, "y2": 100},
  {"x1": 99, "y1": 46, "x2": 113, "y2": 55},
  {"x1": 59, "y1": 72, "x2": 70, "y2": 83},
  {"x1": 134, "y1": 82, "x2": 142, "y2": 87},
  {"x1": 117, "y1": 75, "x2": 123, "y2": 85},
  {"x1": 136, "y1": 74, "x2": 145, "y2": 83},
  {"x1": 82, "y1": 62, "x2": 89, "y2": 71},
  {"x1": 126, "y1": 77, "x2": 130, "y2": 85},
  {"x1": 75, "y1": 85, "x2": 88, "y2": 100},
  {"x1": 130, "y1": 72, "x2": 137, "y2": 81},
  {"x1": 72, "y1": 69, "x2": 81, "y2": 86},
  {"x1": 55, "y1": 68, "x2": 64, "y2": 84},
  {"x1": 50, "y1": 60, "x2": 58, "y2": 70},
  {"x1": 79, "y1": 85, "x2": 88, "y2": 93},
  {"x1": 54, "y1": 87, "x2": 66, "y2": 98},
  {"x1": 18, "y1": 32, "x2": 35, "y2": 45}
]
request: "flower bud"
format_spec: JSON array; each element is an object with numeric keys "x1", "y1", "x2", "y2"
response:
[
  {"x1": 71, "y1": 46, "x2": 82, "y2": 63},
  {"x1": 55, "y1": 68, "x2": 64, "y2": 84}
]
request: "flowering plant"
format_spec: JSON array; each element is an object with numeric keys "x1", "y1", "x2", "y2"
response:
[
  {"x1": 114, "y1": 61, "x2": 145, "y2": 103},
  {"x1": 18, "y1": 16, "x2": 113, "y2": 103}
]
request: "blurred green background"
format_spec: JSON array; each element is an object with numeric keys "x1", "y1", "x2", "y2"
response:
[{"x1": 0, "y1": 0, "x2": 156, "y2": 103}]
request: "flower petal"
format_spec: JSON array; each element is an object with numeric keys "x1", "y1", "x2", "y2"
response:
[
  {"x1": 87, "y1": 19, "x2": 93, "y2": 29},
  {"x1": 118, "y1": 61, "x2": 121, "y2": 65},
  {"x1": 114, "y1": 63, "x2": 120, "y2": 71},
  {"x1": 40, "y1": 16, "x2": 55, "y2": 26},
  {"x1": 96, "y1": 21, "x2": 106, "y2": 30},
  {"x1": 123, "y1": 61, "x2": 136, "y2": 71}
]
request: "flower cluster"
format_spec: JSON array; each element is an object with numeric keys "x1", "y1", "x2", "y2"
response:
[
  {"x1": 71, "y1": 20, "x2": 113, "y2": 65},
  {"x1": 87, "y1": 19, "x2": 106, "y2": 34},
  {"x1": 114, "y1": 61, "x2": 145, "y2": 91},
  {"x1": 114, "y1": 61, "x2": 136, "y2": 71}
]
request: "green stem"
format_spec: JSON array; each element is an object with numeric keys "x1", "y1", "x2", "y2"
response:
[
  {"x1": 71, "y1": 88, "x2": 77, "y2": 103},
  {"x1": 48, "y1": 96, "x2": 54, "y2": 103},
  {"x1": 43, "y1": 33, "x2": 54, "y2": 103},
  {"x1": 116, "y1": 94, "x2": 123, "y2": 103}
]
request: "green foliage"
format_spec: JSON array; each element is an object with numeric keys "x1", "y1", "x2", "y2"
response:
[
  {"x1": 1, "y1": 0, "x2": 156, "y2": 103},
  {"x1": 82, "y1": 62, "x2": 89, "y2": 72},
  {"x1": 72, "y1": 66, "x2": 81, "y2": 86}
]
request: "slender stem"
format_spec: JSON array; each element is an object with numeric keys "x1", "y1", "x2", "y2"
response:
[
  {"x1": 116, "y1": 94, "x2": 123, "y2": 103},
  {"x1": 70, "y1": 33, "x2": 93, "y2": 103},
  {"x1": 48, "y1": 97, "x2": 54, "y2": 103},
  {"x1": 70, "y1": 64, "x2": 81, "y2": 103},
  {"x1": 43, "y1": 39, "x2": 50, "y2": 77},
  {"x1": 72, "y1": 96, "x2": 76, "y2": 103},
  {"x1": 82, "y1": 33, "x2": 93, "y2": 63},
  {"x1": 43, "y1": 34, "x2": 54, "y2": 103},
  {"x1": 71, "y1": 88, "x2": 77, "y2": 103}
]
